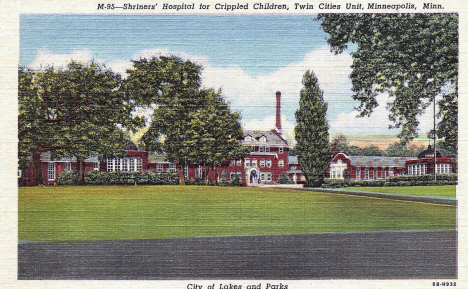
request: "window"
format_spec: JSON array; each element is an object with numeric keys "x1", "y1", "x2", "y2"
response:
[
  {"x1": 265, "y1": 146, "x2": 270, "y2": 152},
  {"x1": 18, "y1": 169, "x2": 22, "y2": 178},
  {"x1": 230, "y1": 160, "x2": 235, "y2": 166},
  {"x1": 259, "y1": 146, "x2": 264, "y2": 153},
  {"x1": 291, "y1": 166, "x2": 296, "y2": 171},
  {"x1": 135, "y1": 158, "x2": 142, "y2": 171},
  {"x1": 365, "y1": 168, "x2": 369, "y2": 179},
  {"x1": 107, "y1": 157, "x2": 142, "y2": 172},
  {"x1": 260, "y1": 159, "x2": 265, "y2": 167},
  {"x1": 236, "y1": 159, "x2": 242, "y2": 166},
  {"x1": 63, "y1": 162, "x2": 71, "y2": 172},
  {"x1": 244, "y1": 158, "x2": 250, "y2": 167},
  {"x1": 267, "y1": 173, "x2": 272, "y2": 181},
  {"x1": 356, "y1": 167, "x2": 361, "y2": 180},
  {"x1": 245, "y1": 136, "x2": 251, "y2": 142},
  {"x1": 94, "y1": 162, "x2": 100, "y2": 171},
  {"x1": 48, "y1": 162, "x2": 55, "y2": 180},
  {"x1": 169, "y1": 163, "x2": 177, "y2": 173},
  {"x1": 230, "y1": 172, "x2": 241, "y2": 181},
  {"x1": 279, "y1": 147, "x2": 283, "y2": 154},
  {"x1": 373, "y1": 167, "x2": 378, "y2": 179},
  {"x1": 252, "y1": 159, "x2": 257, "y2": 167},
  {"x1": 260, "y1": 136, "x2": 266, "y2": 142},
  {"x1": 260, "y1": 173, "x2": 265, "y2": 181},
  {"x1": 278, "y1": 160, "x2": 284, "y2": 167},
  {"x1": 196, "y1": 165, "x2": 203, "y2": 179},
  {"x1": 156, "y1": 163, "x2": 164, "y2": 173},
  {"x1": 184, "y1": 164, "x2": 189, "y2": 180},
  {"x1": 266, "y1": 160, "x2": 272, "y2": 168},
  {"x1": 389, "y1": 167, "x2": 394, "y2": 177}
]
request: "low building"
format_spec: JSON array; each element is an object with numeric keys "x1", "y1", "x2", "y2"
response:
[{"x1": 327, "y1": 145, "x2": 455, "y2": 181}]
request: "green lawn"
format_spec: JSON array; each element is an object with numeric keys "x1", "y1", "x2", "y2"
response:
[
  {"x1": 344, "y1": 185, "x2": 456, "y2": 198},
  {"x1": 18, "y1": 185, "x2": 456, "y2": 242}
]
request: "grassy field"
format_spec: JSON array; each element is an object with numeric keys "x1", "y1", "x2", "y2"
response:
[
  {"x1": 345, "y1": 185, "x2": 456, "y2": 198},
  {"x1": 18, "y1": 185, "x2": 456, "y2": 242}
]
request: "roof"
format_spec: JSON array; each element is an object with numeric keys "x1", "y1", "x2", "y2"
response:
[
  {"x1": 417, "y1": 145, "x2": 442, "y2": 159},
  {"x1": 125, "y1": 139, "x2": 139, "y2": 151},
  {"x1": 242, "y1": 130, "x2": 289, "y2": 146},
  {"x1": 341, "y1": 155, "x2": 417, "y2": 167},
  {"x1": 40, "y1": 151, "x2": 99, "y2": 162}
]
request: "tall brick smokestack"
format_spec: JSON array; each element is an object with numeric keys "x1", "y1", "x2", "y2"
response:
[{"x1": 276, "y1": 91, "x2": 281, "y2": 131}]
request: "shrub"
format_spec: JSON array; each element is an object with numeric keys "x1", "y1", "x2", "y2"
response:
[
  {"x1": 277, "y1": 172, "x2": 293, "y2": 184},
  {"x1": 55, "y1": 171, "x2": 79, "y2": 185}
]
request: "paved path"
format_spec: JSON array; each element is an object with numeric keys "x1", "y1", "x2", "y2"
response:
[{"x1": 18, "y1": 230, "x2": 456, "y2": 280}]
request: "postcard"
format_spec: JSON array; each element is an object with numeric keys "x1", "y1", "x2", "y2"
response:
[{"x1": 1, "y1": 0, "x2": 466, "y2": 288}]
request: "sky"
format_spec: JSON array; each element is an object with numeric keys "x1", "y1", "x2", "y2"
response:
[{"x1": 20, "y1": 14, "x2": 437, "y2": 143}]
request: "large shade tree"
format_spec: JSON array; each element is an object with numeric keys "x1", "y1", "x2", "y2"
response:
[
  {"x1": 125, "y1": 56, "x2": 247, "y2": 185},
  {"x1": 317, "y1": 13, "x2": 458, "y2": 154},
  {"x1": 295, "y1": 70, "x2": 330, "y2": 187},
  {"x1": 18, "y1": 62, "x2": 142, "y2": 185}
]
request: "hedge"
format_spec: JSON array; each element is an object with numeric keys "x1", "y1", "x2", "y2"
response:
[
  {"x1": 55, "y1": 170, "x2": 180, "y2": 186},
  {"x1": 322, "y1": 174, "x2": 457, "y2": 188}
]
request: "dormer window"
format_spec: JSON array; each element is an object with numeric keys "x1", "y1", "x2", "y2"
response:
[
  {"x1": 260, "y1": 136, "x2": 267, "y2": 142},
  {"x1": 245, "y1": 136, "x2": 252, "y2": 142}
]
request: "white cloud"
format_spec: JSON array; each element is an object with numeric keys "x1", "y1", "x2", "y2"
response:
[
  {"x1": 28, "y1": 49, "x2": 95, "y2": 70},
  {"x1": 329, "y1": 93, "x2": 441, "y2": 136},
  {"x1": 242, "y1": 114, "x2": 296, "y2": 143},
  {"x1": 201, "y1": 46, "x2": 353, "y2": 118}
]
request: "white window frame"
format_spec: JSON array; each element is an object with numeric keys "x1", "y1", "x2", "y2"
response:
[
  {"x1": 278, "y1": 160, "x2": 284, "y2": 168},
  {"x1": 356, "y1": 167, "x2": 361, "y2": 180},
  {"x1": 267, "y1": 173, "x2": 272, "y2": 181},
  {"x1": 169, "y1": 163, "x2": 177, "y2": 173},
  {"x1": 389, "y1": 167, "x2": 394, "y2": 177},
  {"x1": 266, "y1": 159, "x2": 272, "y2": 168},
  {"x1": 184, "y1": 164, "x2": 189, "y2": 180},
  {"x1": 373, "y1": 167, "x2": 378, "y2": 179},
  {"x1": 156, "y1": 163, "x2": 164, "y2": 173},
  {"x1": 63, "y1": 162, "x2": 71, "y2": 172},
  {"x1": 365, "y1": 168, "x2": 369, "y2": 179},
  {"x1": 258, "y1": 146, "x2": 264, "y2": 153},
  {"x1": 196, "y1": 165, "x2": 203, "y2": 179},
  {"x1": 230, "y1": 160, "x2": 235, "y2": 166},
  {"x1": 244, "y1": 158, "x2": 250, "y2": 167},
  {"x1": 94, "y1": 161, "x2": 100, "y2": 171},
  {"x1": 260, "y1": 136, "x2": 267, "y2": 142},
  {"x1": 279, "y1": 147, "x2": 283, "y2": 154},
  {"x1": 236, "y1": 159, "x2": 242, "y2": 166},
  {"x1": 260, "y1": 159, "x2": 265, "y2": 167},
  {"x1": 48, "y1": 162, "x2": 55, "y2": 180},
  {"x1": 252, "y1": 159, "x2": 257, "y2": 167},
  {"x1": 265, "y1": 146, "x2": 270, "y2": 152}
]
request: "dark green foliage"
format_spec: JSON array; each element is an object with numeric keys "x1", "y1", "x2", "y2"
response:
[
  {"x1": 277, "y1": 172, "x2": 293, "y2": 184},
  {"x1": 55, "y1": 171, "x2": 79, "y2": 185},
  {"x1": 18, "y1": 62, "x2": 143, "y2": 185},
  {"x1": 56, "y1": 170, "x2": 180, "y2": 186},
  {"x1": 125, "y1": 56, "x2": 248, "y2": 184},
  {"x1": 295, "y1": 71, "x2": 330, "y2": 187},
  {"x1": 317, "y1": 14, "x2": 458, "y2": 153},
  {"x1": 322, "y1": 174, "x2": 457, "y2": 188}
]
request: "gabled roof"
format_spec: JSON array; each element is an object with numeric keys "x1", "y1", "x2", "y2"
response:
[
  {"x1": 337, "y1": 155, "x2": 417, "y2": 167},
  {"x1": 242, "y1": 130, "x2": 289, "y2": 146}
]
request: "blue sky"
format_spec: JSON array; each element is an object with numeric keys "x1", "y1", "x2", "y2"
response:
[{"x1": 20, "y1": 14, "x2": 435, "y2": 142}]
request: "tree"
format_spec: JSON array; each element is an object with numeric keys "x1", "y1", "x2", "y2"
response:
[
  {"x1": 384, "y1": 142, "x2": 422, "y2": 157},
  {"x1": 295, "y1": 70, "x2": 330, "y2": 187},
  {"x1": 360, "y1": 145, "x2": 384, "y2": 156},
  {"x1": 126, "y1": 56, "x2": 247, "y2": 185},
  {"x1": 317, "y1": 14, "x2": 458, "y2": 152},
  {"x1": 330, "y1": 134, "x2": 362, "y2": 157},
  {"x1": 18, "y1": 62, "x2": 142, "y2": 185}
]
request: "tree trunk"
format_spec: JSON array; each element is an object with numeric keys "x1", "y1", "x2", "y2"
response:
[
  {"x1": 77, "y1": 159, "x2": 86, "y2": 185},
  {"x1": 31, "y1": 149, "x2": 45, "y2": 186},
  {"x1": 214, "y1": 166, "x2": 218, "y2": 184},
  {"x1": 178, "y1": 169, "x2": 185, "y2": 185}
]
